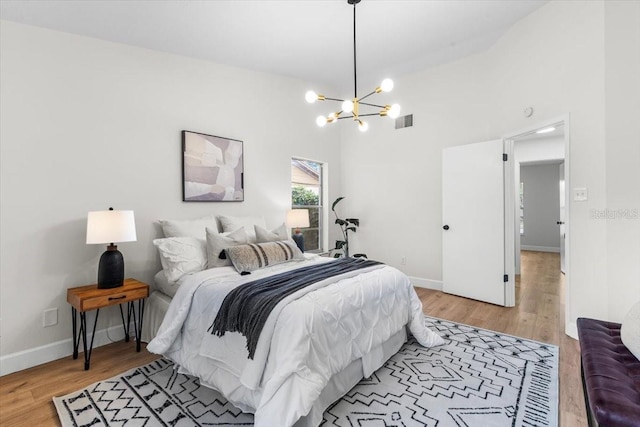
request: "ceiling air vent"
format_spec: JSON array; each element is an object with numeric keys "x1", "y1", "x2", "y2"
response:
[{"x1": 395, "y1": 114, "x2": 413, "y2": 130}]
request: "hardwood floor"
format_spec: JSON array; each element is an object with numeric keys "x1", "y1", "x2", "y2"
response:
[
  {"x1": 0, "y1": 340, "x2": 160, "y2": 426},
  {"x1": 0, "y1": 250, "x2": 586, "y2": 426}
]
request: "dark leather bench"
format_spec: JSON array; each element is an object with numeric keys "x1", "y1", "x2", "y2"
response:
[{"x1": 577, "y1": 317, "x2": 640, "y2": 427}]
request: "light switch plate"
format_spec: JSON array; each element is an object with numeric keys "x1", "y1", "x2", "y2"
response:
[{"x1": 573, "y1": 187, "x2": 588, "y2": 201}]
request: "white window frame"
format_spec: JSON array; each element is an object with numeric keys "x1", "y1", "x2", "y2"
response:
[{"x1": 291, "y1": 157, "x2": 327, "y2": 253}]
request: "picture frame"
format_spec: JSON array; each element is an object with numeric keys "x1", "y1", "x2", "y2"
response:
[{"x1": 182, "y1": 130, "x2": 244, "y2": 202}]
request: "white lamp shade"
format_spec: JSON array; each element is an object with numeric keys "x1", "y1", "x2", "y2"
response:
[
  {"x1": 86, "y1": 210, "x2": 137, "y2": 244},
  {"x1": 286, "y1": 209, "x2": 310, "y2": 228}
]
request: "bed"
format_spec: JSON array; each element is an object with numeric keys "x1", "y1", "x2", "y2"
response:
[{"x1": 143, "y1": 216, "x2": 444, "y2": 427}]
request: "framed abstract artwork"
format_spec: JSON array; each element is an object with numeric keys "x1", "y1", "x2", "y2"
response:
[{"x1": 182, "y1": 130, "x2": 244, "y2": 202}]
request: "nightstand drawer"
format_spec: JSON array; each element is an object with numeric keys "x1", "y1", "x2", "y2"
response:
[
  {"x1": 79, "y1": 287, "x2": 148, "y2": 311},
  {"x1": 67, "y1": 278, "x2": 149, "y2": 312}
]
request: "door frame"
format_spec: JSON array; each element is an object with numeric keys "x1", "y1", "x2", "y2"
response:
[
  {"x1": 504, "y1": 139, "x2": 516, "y2": 306},
  {"x1": 503, "y1": 115, "x2": 572, "y2": 335}
]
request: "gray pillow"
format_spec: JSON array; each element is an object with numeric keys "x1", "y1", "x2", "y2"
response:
[
  {"x1": 255, "y1": 223, "x2": 289, "y2": 243},
  {"x1": 218, "y1": 215, "x2": 266, "y2": 243},
  {"x1": 206, "y1": 226, "x2": 248, "y2": 268},
  {"x1": 226, "y1": 240, "x2": 303, "y2": 273},
  {"x1": 160, "y1": 215, "x2": 218, "y2": 239}
]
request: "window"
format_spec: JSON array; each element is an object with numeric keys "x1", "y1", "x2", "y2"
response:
[{"x1": 291, "y1": 158, "x2": 323, "y2": 252}]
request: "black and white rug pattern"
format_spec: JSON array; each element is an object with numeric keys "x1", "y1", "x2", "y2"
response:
[{"x1": 54, "y1": 317, "x2": 558, "y2": 427}]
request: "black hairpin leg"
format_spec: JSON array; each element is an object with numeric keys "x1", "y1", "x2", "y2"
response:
[
  {"x1": 119, "y1": 304, "x2": 130, "y2": 343},
  {"x1": 72, "y1": 307, "x2": 80, "y2": 359},
  {"x1": 71, "y1": 307, "x2": 99, "y2": 370},
  {"x1": 124, "y1": 300, "x2": 145, "y2": 352}
]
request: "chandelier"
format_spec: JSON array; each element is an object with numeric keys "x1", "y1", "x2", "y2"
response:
[{"x1": 305, "y1": 0, "x2": 400, "y2": 132}]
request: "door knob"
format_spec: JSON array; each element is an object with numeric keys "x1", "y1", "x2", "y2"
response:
[
  {"x1": 443, "y1": 225, "x2": 450, "y2": 230},
  {"x1": 556, "y1": 221, "x2": 564, "y2": 225}
]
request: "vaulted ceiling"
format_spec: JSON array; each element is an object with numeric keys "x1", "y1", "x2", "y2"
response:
[{"x1": 0, "y1": 0, "x2": 546, "y2": 93}]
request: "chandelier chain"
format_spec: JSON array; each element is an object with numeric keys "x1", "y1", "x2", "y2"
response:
[{"x1": 353, "y1": 0, "x2": 357, "y2": 99}]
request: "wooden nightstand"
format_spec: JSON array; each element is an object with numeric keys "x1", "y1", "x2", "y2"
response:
[{"x1": 67, "y1": 278, "x2": 149, "y2": 370}]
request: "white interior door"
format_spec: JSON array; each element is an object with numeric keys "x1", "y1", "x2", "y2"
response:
[
  {"x1": 442, "y1": 139, "x2": 507, "y2": 306},
  {"x1": 559, "y1": 162, "x2": 566, "y2": 273}
]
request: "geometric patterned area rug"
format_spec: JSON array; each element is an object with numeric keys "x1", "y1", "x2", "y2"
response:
[{"x1": 54, "y1": 317, "x2": 558, "y2": 427}]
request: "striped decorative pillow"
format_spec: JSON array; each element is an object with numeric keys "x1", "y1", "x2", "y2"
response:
[{"x1": 226, "y1": 240, "x2": 304, "y2": 273}]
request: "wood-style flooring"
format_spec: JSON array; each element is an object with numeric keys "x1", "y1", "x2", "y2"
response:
[{"x1": 0, "y1": 250, "x2": 586, "y2": 426}]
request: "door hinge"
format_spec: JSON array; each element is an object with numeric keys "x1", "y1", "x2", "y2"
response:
[
  {"x1": 503, "y1": 274, "x2": 509, "y2": 282},
  {"x1": 503, "y1": 153, "x2": 508, "y2": 161}
]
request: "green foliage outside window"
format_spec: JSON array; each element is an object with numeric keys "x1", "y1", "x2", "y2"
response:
[{"x1": 292, "y1": 186, "x2": 319, "y2": 206}]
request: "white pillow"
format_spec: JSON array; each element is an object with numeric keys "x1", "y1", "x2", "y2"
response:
[
  {"x1": 206, "y1": 226, "x2": 249, "y2": 268},
  {"x1": 218, "y1": 215, "x2": 266, "y2": 243},
  {"x1": 153, "y1": 237, "x2": 207, "y2": 283},
  {"x1": 621, "y1": 300, "x2": 640, "y2": 361},
  {"x1": 255, "y1": 223, "x2": 289, "y2": 243},
  {"x1": 159, "y1": 215, "x2": 218, "y2": 239}
]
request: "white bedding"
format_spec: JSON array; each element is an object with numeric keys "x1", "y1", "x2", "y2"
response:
[{"x1": 148, "y1": 255, "x2": 444, "y2": 427}]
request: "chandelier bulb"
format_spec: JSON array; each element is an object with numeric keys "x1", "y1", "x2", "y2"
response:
[
  {"x1": 316, "y1": 116, "x2": 328, "y2": 127},
  {"x1": 306, "y1": 90, "x2": 319, "y2": 103},
  {"x1": 341, "y1": 100, "x2": 354, "y2": 113},
  {"x1": 380, "y1": 78, "x2": 394, "y2": 92},
  {"x1": 388, "y1": 104, "x2": 401, "y2": 119},
  {"x1": 358, "y1": 121, "x2": 369, "y2": 132}
]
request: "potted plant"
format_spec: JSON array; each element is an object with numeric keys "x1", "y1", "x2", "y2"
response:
[{"x1": 331, "y1": 197, "x2": 359, "y2": 258}]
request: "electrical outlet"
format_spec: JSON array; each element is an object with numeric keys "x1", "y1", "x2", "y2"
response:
[
  {"x1": 573, "y1": 187, "x2": 588, "y2": 201},
  {"x1": 43, "y1": 308, "x2": 58, "y2": 327},
  {"x1": 401, "y1": 256, "x2": 407, "y2": 265}
]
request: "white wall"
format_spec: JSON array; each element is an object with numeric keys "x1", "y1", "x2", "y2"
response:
[
  {"x1": 341, "y1": 0, "x2": 640, "y2": 336},
  {"x1": 520, "y1": 164, "x2": 561, "y2": 250},
  {"x1": 515, "y1": 136, "x2": 564, "y2": 164},
  {"x1": 604, "y1": 1, "x2": 640, "y2": 322},
  {"x1": 0, "y1": 21, "x2": 343, "y2": 373}
]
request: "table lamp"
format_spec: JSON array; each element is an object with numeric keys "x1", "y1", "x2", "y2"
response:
[
  {"x1": 86, "y1": 208, "x2": 137, "y2": 288},
  {"x1": 287, "y1": 209, "x2": 310, "y2": 252}
]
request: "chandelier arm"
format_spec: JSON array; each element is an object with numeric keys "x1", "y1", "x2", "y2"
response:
[
  {"x1": 358, "y1": 90, "x2": 378, "y2": 102},
  {"x1": 356, "y1": 113, "x2": 383, "y2": 118},
  {"x1": 337, "y1": 115, "x2": 355, "y2": 120},
  {"x1": 324, "y1": 97, "x2": 346, "y2": 102},
  {"x1": 359, "y1": 101, "x2": 386, "y2": 109}
]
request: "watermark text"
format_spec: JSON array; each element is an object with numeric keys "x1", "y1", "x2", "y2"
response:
[{"x1": 590, "y1": 208, "x2": 639, "y2": 220}]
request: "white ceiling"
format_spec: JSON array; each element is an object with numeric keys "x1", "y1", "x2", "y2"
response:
[{"x1": 0, "y1": 0, "x2": 547, "y2": 94}]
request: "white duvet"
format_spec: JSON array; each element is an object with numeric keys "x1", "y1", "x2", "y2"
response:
[{"x1": 148, "y1": 255, "x2": 444, "y2": 427}]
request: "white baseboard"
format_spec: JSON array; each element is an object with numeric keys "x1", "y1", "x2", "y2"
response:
[
  {"x1": 521, "y1": 245, "x2": 560, "y2": 253},
  {"x1": 565, "y1": 320, "x2": 578, "y2": 340},
  {"x1": 0, "y1": 323, "x2": 130, "y2": 376},
  {"x1": 409, "y1": 276, "x2": 443, "y2": 291}
]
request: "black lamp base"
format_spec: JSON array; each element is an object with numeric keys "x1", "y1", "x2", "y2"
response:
[
  {"x1": 292, "y1": 232, "x2": 305, "y2": 253},
  {"x1": 97, "y1": 244, "x2": 124, "y2": 289}
]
